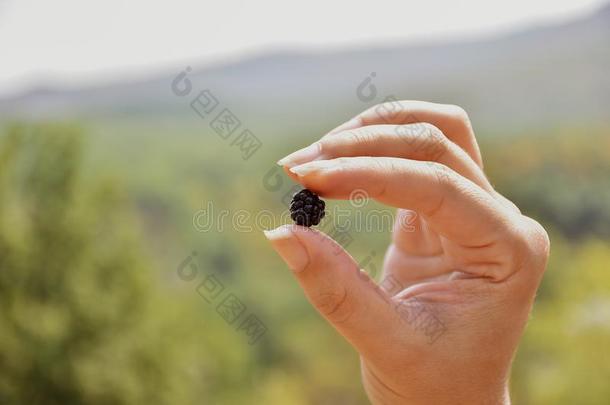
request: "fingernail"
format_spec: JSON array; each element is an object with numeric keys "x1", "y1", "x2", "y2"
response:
[
  {"x1": 264, "y1": 226, "x2": 309, "y2": 272},
  {"x1": 289, "y1": 160, "x2": 334, "y2": 177},
  {"x1": 277, "y1": 142, "x2": 322, "y2": 168}
]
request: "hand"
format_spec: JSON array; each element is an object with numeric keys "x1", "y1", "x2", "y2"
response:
[{"x1": 265, "y1": 101, "x2": 550, "y2": 404}]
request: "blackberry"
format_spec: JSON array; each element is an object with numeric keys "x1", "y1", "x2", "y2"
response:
[{"x1": 290, "y1": 189, "x2": 326, "y2": 227}]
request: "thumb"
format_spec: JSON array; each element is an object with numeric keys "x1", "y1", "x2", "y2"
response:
[{"x1": 264, "y1": 224, "x2": 400, "y2": 357}]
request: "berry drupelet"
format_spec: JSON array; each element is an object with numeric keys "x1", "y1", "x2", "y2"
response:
[{"x1": 290, "y1": 189, "x2": 326, "y2": 227}]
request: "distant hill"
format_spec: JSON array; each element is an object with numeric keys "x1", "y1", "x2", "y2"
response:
[{"x1": 1, "y1": 3, "x2": 609, "y2": 134}]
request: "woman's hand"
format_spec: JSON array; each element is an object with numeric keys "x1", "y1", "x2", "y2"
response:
[{"x1": 265, "y1": 101, "x2": 550, "y2": 404}]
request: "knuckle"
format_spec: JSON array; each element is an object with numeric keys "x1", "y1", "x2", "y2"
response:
[
  {"x1": 394, "y1": 123, "x2": 420, "y2": 144},
  {"x1": 525, "y1": 217, "x2": 551, "y2": 268},
  {"x1": 427, "y1": 161, "x2": 457, "y2": 189},
  {"x1": 447, "y1": 104, "x2": 471, "y2": 124},
  {"x1": 446, "y1": 104, "x2": 474, "y2": 135},
  {"x1": 405, "y1": 121, "x2": 433, "y2": 138},
  {"x1": 420, "y1": 162, "x2": 456, "y2": 217},
  {"x1": 508, "y1": 216, "x2": 551, "y2": 274},
  {"x1": 422, "y1": 124, "x2": 449, "y2": 160},
  {"x1": 312, "y1": 286, "x2": 355, "y2": 324},
  {"x1": 399, "y1": 123, "x2": 450, "y2": 162}
]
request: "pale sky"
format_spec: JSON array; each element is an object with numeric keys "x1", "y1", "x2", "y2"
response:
[{"x1": 0, "y1": 0, "x2": 605, "y2": 97}]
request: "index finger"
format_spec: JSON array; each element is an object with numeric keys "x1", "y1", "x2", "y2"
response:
[{"x1": 290, "y1": 157, "x2": 519, "y2": 279}]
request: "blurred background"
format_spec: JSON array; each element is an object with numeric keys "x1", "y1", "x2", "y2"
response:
[{"x1": 0, "y1": 0, "x2": 609, "y2": 403}]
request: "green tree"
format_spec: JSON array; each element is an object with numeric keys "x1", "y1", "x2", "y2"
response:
[{"x1": 0, "y1": 124, "x2": 200, "y2": 404}]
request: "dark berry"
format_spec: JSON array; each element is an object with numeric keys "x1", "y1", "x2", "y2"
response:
[{"x1": 290, "y1": 189, "x2": 326, "y2": 227}]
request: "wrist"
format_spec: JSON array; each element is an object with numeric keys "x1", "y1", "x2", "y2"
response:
[{"x1": 364, "y1": 377, "x2": 510, "y2": 405}]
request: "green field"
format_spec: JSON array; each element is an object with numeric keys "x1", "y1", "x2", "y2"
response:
[{"x1": 0, "y1": 118, "x2": 608, "y2": 404}]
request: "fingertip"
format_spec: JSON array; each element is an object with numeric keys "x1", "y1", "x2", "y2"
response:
[
  {"x1": 263, "y1": 224, "x2": 294, "y2": 241},
  {"x1": 277, "y1": 142, "x2": 323, "y2": 169},
  {"x1": 264, "y1": 225, "x2": 310, "y2": 272},
  {"x1": 281, "y1": 165, "x2": 301, "y2": 183}
]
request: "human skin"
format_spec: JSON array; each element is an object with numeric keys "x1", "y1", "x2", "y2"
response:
[{"x1": 264, "y1": 101, "x2": 550, "y2": 404}]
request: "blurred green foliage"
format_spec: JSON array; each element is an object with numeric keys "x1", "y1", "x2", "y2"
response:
[{"x1": 0, "y1": 121, "x2": 608, "y2": 404}]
